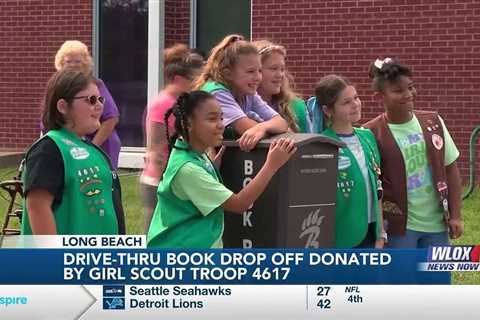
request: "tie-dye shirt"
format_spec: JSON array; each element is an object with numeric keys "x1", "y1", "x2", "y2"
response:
[{"x1": 388, "y1": 115, "x2": 459, "y2": 232}]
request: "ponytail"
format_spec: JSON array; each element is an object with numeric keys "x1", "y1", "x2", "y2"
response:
[
  {"x1": 164, "y1": 43, "x2": 204, "y2": 83},
  {"x1": 194, "y1": 34, "x2": 257, "y2": 90}
]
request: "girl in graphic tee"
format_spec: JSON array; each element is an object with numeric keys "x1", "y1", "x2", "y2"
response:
[{"x1": 364, "y1": 58, "x2": 463, "y2": 248}]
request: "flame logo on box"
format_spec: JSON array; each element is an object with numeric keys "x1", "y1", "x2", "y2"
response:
[{"x1": 299, "y1": 209, "x2": 325, "y2": 248}]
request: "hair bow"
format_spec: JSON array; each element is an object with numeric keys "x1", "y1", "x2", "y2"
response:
[{"x1": 374, "y1": 57, "x2": 393, "y2": 69}]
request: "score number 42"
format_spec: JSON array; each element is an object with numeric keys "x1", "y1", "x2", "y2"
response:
[{"x1": 317, "y1": 286, "x2": 331, "y2": 309}]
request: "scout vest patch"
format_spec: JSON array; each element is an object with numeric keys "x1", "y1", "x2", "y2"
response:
[
  {"x1": 70, "y1": 147, "x2": 90, "y2": 160},
  {"x1": 338, "y1": 155, "x2": 352, "y2": 170}
]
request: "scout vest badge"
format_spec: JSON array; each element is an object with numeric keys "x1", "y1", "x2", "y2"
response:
[
  {"x1": 426, "y1": 119, "x2": 440, "y2": 132},
  {"x1": 437, "y1": 181, "x2": 449, "y2": 213},
  {"x1": 367, "y1": 147, "x2": 383, "y2": 199},
  {"x1": 338, "y1": 155, "x2": 352, "y2": 170},
  {"x1": 338, "y1": 171, "x2": 354, "y2": 198},
  {"x1": 432, "y1": 134, "x2": 443, "y2": 150},
  {"x1": 370, "y1": 152, "x2": 381, "y2": 176},
  {"x1": 70, "y1": 146, "x2": 90, "y2": 160}
]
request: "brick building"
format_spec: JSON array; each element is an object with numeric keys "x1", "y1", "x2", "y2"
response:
[{"x1": 1, "y1": 0, "x2": 479, "y2": 183}]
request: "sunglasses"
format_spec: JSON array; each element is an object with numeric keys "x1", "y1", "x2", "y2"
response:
[{"x1": 71, "y1": 95, "x2": 105, "y2": 105}]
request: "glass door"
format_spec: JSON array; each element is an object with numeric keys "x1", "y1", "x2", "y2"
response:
[{"x1": 98, "y1": 0, "x2": 149, "y2": 148}]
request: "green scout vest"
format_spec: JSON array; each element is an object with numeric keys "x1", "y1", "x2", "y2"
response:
[
  {"x1": 290, "y1": 98, "x2": 309, "y2": 133},
  {"x1": 21, "y1": 128, "x2": 119, "y2": 235},
  {"x1": 147, "y1": 139, "x2": 225, "y2": 248},
  {"x1": 201, "y1": 80, "x2": 228, "y2": 93},
  {"x1": 322, "y1": 127, "x2": 382, "y2": 248},
  {"x1": 201, "y1": 80, "x2": 238, "y2": 139}
]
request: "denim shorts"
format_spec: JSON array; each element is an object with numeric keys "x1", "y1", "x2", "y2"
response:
[{"x1": 387, "y1": 229, "x2": 449, "y2": 248}]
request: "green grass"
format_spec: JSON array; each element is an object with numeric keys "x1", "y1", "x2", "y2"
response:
[
  {"x1": 0, "y1": 167, "x2": 145, "y2": 235},
  {"x1": 452, "y1": 189, "x2": 480, "y2": 284},
  {"x1": 1, "y1": 166, "x2": 480, "y2": 283},
  {"x1": 118, "y1": 171, "x2": 143, "y2": 235},
  {"x1": 0, "y1": 166, "x2": 22, "y2": 231}
]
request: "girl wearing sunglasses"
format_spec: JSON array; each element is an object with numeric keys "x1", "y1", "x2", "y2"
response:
[
  {"x1": 54, "y1": 40, "x2": 121, "y2": 169},
  {"x1": 21, "y1": 69, "x2": 125, "y2": 235}
]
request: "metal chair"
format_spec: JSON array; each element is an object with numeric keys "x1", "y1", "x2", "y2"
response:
[{"x1": 1, "y1": 160, "x2": 24, "y2": 235}]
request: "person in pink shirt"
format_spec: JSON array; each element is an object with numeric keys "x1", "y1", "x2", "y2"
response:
[{"x1": 140, "y1": 44, "x2": 204, "y2": 232}]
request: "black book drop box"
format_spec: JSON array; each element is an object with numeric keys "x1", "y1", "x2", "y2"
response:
[{"x1": 220, "y1": 133, "x2": 344, "y2": 248}]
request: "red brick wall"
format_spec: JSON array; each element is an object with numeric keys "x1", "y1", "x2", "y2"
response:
[
  {"x1": 0, "y1": 0, "x2": 191, "y2": 152},
  {"x1": 2, "y1": 0, "x2": 479, "y2": 183},
  {"x1": 165, "y1": 0, "x2": 190, "y2": 47},
  {"x1": 0, "y1": 0, "x2": 92, "y2": 150},
  {"x1": 252, "y1": 0, "x2": 480, "y2": 181}
]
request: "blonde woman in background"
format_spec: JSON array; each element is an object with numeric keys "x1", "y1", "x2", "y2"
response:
[{"x1": 54, "y1": 40, "x2": 121, "y2": 169}]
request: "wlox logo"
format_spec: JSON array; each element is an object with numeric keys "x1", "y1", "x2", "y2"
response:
[
  {"x1": 103, "y1": 285, "x2": 125, "y2": 310},
  {"x1": 428, "y1": 245, "x2": 480, "y2": 262}
]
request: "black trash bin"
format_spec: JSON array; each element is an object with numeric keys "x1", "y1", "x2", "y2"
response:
[{"x1": 220, "y1": 133, "x2": 344, "y2": 248}]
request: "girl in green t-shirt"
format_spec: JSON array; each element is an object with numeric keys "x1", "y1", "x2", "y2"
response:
[
  {"x1": 316, "y1": 75, "x2": 385, "y2": 248},
  {"x1": 147, "y1": 91, "x2": 296, "y2": 248}
]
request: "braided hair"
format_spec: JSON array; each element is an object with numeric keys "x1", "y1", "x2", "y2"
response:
[
  {"x1": 368, "y1": 58, "x2": 412, "y2": 92},
  {"x1": 164, "y1": 90, "x2": 215, "y2": 152}
]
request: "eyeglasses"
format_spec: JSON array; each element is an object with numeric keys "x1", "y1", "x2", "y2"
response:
[{"x1": 72, "y1": 95, "x2": 105, "y2": 106}]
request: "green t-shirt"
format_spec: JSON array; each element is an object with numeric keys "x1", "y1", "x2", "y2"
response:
[
  {"x1": 388, "y1": 115, "x2": 459, "y2": 232},
  {"x1": 171, "y1": 159, "x2": 233, "y2": 248},
  {"x1": 147, "y1": 139, "x2": 229, "y2": 248}
]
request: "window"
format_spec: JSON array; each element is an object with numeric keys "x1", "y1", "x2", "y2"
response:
[
  {"x1": 98, "y1": 0, "x2": 148, "y2": 148},
  {"x1": 195, "y1": 0, "x2": 251, "y2": 55}
]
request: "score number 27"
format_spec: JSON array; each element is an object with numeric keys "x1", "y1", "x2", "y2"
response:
[{"x1": 317, "y1": 286, "x2": 331, "y2": 309}]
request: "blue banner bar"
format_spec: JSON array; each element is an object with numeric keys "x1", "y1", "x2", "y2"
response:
[{"x1": 1, "y1": 249, "x2": 450, "y2": 284}]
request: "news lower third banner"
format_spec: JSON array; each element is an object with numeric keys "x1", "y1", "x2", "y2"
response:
[
  {"x1": 0, "y1": 248, "x2": 451, "y2": 284},
  {"x1": 0, "y1": 236, "x2": 479, "y2": 319},
  {"x1": 1, "y1": 285, "x2": 479, "y2": 319}
]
